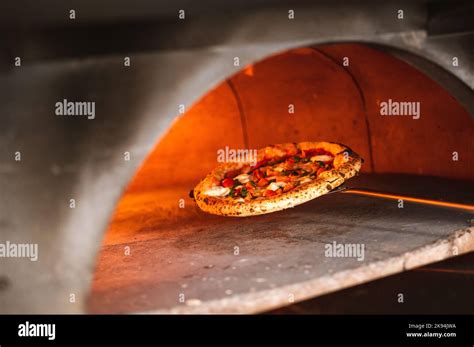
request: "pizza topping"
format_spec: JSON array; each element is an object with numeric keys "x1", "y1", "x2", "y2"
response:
[
  {"x1": 235, "y1": 173, "x2": 250, "y2": 184},
  {"x1": 224, "y1": 169, "x2": 241, "y2": 179},
  {"x1": 264, "y1": 189, "x2": 278, "y2": 197},
  {"x1": 267, "y1": 182, "x2": 279, "y2": 191},
  {"x1": 268, "y1": 182, "x2": 286, "y2": 191},
  {"x1": 204, "y1": 186, "x2": 231, "y2": 197},
  {"x1": 283, "y1": 182, "x2": 295, "y2": 192},
  {"x1": 252, "y1": 169, "x2": 264, "y2": 180},
  {"x1": 310, "y1": 155, "x2": 333, "y2": 162},
  {"x1": 194, "y1": 142, "x2": 362, "y2": 217},
  {"x1": 221, "y1": 178, "x2": 235, "y2": 188},
  {"x1": 257, "y1": 178, "x2": 269, "y2": 187},
  {"x1": 203, "y1": 147, "x2": 337, "y2": 200},
  {"x1": 276, "y1": 175, "x2": 291, "y2": 183}
]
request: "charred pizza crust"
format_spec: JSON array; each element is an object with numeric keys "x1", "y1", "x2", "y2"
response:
[{"x1": 193, "y1": 141, "x2": 362, "y2": 216}]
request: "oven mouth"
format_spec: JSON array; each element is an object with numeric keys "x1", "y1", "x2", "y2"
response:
[{"x1": 86, "y1": 42, "x2": 474, "y2": 314}]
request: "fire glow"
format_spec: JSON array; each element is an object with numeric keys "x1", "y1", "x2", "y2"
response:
[{"x1": 343, "y1": 189, "x2": 474, "y2": 212}]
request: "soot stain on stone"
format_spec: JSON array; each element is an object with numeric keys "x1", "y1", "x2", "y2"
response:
[{"x1": 0, "y1": 276, "x2": 10, "y2": 291}]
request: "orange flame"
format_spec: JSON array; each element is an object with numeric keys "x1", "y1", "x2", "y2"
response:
[{"x1": 243, "y1": 65, "x2": 254, "y2": 76}]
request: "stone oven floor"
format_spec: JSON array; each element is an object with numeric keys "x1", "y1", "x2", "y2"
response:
[{"x1": 87, "y1": 174, "x2": 474, "y2": 313}]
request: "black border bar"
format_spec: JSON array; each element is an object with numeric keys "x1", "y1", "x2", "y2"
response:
[{"x1": 0, "y1": 314, "x2": 472, "y2": 345}]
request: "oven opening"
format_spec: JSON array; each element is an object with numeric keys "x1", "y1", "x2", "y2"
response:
[{"x1": 88, "y1": 43, "x2": 474, "y2": 314}]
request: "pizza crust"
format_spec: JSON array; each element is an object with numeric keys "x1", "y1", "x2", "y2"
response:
[{"x1": 193, "y1": 141, "x2": 362, "y2": 217}]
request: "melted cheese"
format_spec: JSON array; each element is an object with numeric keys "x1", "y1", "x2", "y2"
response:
[
  {"x1": 268, "y1": 182, "x2": 287, "y2": 191},
  {"x1": 204, "y1": 186, "x2": 230, "y2": 197},
  {"x1": 310, "y1": 155, "x2": 333, "y2": 162},
  {"x1": 235, "y1": 173, "x2": 250, "y2": 184}
]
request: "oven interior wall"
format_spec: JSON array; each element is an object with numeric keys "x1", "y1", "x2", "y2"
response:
[
  {"x1": 101, "y1": 43, "x2": 473, "y2": 247},
  {"x1": 126, "y1": 43, "x2": 473, "y2": 196}
]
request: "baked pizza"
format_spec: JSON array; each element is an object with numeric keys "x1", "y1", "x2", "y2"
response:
[{"x1": 193, "y1": 141, "x2": 362, "y2": 216}]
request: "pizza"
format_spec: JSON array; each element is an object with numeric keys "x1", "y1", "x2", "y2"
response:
[{"x1": 193, "y1": 141, "x2": 362, "y2": 216}]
